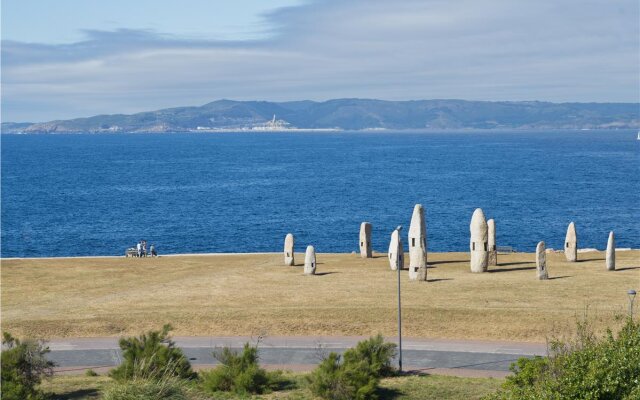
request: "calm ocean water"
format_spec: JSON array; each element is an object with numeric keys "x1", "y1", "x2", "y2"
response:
[{"x1": 1, "y1": 131, "x2": 638, "y2": 257}]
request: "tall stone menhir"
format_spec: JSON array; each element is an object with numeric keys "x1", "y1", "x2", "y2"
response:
[
  {"x1": 304, "y1": 245, "x2": 316, "y2": 275},
  {"x1": 487, "y1": 219, "x2": 497, "y2": 266},
  {"x1": 408, "y1": 204, "x2": 427, "y2": 281},
  {"x1": 536, "y1": 241, "x2": 548, "y2": 280},
  {"x1": 284, "y1": 233, "x2": 295, "y2": 266},
  {"x1": 606, "y1": 231, "x2": 615, "y2": 271},
  {"x1": 470, "y1": 208, "x2": 489, "y2": 273},
  {"x1": 388, "y1": 228, "x2": 404, "y2": 271},
  {"x1": 564, "y1": 222, "x2": 577, "y2": 262},
  {"x1": 359, "y1": 222, "x2": 373, "y2": 258}
]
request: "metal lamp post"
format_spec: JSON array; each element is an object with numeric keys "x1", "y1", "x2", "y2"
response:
[
  {"x1": 628, "y1": 289, "x2": 637, "y2": 321},
  {"x1": 395, "y1": 225, "x2": 403, "y2": 373}
]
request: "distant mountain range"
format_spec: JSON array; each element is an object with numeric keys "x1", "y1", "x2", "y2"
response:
[{"x1": 2, "y1": 99, "x2": 639, "y2": 133}]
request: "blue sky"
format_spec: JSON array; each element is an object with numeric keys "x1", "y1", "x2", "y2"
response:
[{"x1": 2, "y1": 0, "x2": 639, "y2": 122}]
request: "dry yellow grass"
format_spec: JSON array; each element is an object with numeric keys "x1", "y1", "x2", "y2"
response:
[{"x1": 2, "y1": 251, "x2": 639, "y2": 341}]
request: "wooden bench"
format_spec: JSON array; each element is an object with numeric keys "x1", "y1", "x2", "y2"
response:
[{"x1": 497, "y1": 246, "x2": 515, "y2": 254}]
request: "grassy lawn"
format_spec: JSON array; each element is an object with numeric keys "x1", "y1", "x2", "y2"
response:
[
  {"x1": 39, "y1": 373, "x2": 503, "y2": 399},
  {"x1": 39, "y1": 375, "x2": 111, "y2": 399},
  {"x1": 378, "y1": 375, "x2": 502, "y2": 400},
  {"x1": 2, "y1": 251, "x2": 638, "y2": 341}
]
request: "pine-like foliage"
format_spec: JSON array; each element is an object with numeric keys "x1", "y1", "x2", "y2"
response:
[
  {"x1": 1, "y1": 332, "x2": 55, "y2": 400},
  {"x1": 109, "y1": 324, "x2": 195, "y2": 381},
  {"x1": 103, "y1": 366, "x2": 204, "y2": 400},
  {"x1": 307, "y1": 334, "x2": 397, "y2": 400},
  {"x1": 343, "y1": 334, "x2": 398, "y2": 378},
  {"x1": 200, "y1": 342, "x2": 280, "y2": 395},
  {"x1": 308, "y1": 352, "x2": 379, "y2": 400},
  {"x1": 486, "y1": 318, "x2": 640, "y2": 399}
]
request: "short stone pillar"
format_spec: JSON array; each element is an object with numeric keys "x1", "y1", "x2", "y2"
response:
[
  {"x1": 304, "y1": 245, "x2": 316, "y2": 275},
  {"x1": 470, "y1": 208, "x2": 489, "y2": 273},
  {"x1": 536, "y1": 241, "x2": 548, "y2": 280},
  {"x1": 388, "y1": 229, "x2": 404, "y2": 271},
  {"x1": 359, "y1": 222, "x2": 373, "y2": 258},
  {"x1": 487, "y1": 219, "x2": 497, "y2": 267},
  {"x1": 606, "y1": 231, "x2": 615, "y2": 271},
  {"x1": 284, "y1": 233, "x2": 295, "y2": 266},
  {"x1": 408, "y1": 204, "x2": 427, "y2": 281},
  {"x1": 564, "y1": 222, "x2": 577, "y2": 262}
]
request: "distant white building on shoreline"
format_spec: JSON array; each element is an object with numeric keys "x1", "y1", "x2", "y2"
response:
[{"x1": 252, "y1": 115, "x2": 292, "y2": 131}]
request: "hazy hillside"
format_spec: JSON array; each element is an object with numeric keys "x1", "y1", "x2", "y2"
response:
[{"x1": 2, "y1": 99, "x2": 638, "y2": 133}]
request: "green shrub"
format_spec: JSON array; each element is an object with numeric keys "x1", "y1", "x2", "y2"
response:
[
  {"x1": 307, "y1": 352, "x2": 378, "y2": 400},
  {"x1": 307, "y1": 352, "x2": 343, "y2": 399},
  {"x1": 1, "y1": 332, "x2": 55, "y2": 400},
  {"x1": 487, "y1": 318, "x2": 640, "y2": 399},
  {"x1": 501, "y1": 356, "x2": 548, "y2": 394},
  {"x1": 104, "y1": 356, "x2": 206, "y2": 400},
  {"x1": 109, "y1": 324, "x2": 196, "y2": 381},
  {"x1": 307, "y1": 335, "x2": 397, "y2": 400},
  {"x1": 343, "y1": 334, "x2": 397, "y2": 378},
  {"x1": 85, "y1": 368, "x2": 99, "y2": 377},
  {"x1": 200, "y1": 343, "x2": 281, "y2": 395},
  {"x1": 624, "y1": 384, "x2": 640, "y2": 400}
]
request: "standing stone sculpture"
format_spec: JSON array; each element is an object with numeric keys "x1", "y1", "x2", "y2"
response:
[
  {"x1": 284, "y1": 233, "x2": 295, "y2": 266},
  {"x1": 606, "y1": 231, "x2": 615, "y2": 271},
  {"x1": 359, "y1": 222, "x2": 373, "y2": 258},
  {"x1": 470, "y1": 208, "x2": 489, "y2": 273},
  {"x1": 408, "y1": 204, "x2": 427, "y2": 281},
  {"x1": 388, "y1": 228, "x2": 404, "y2": 271},
  {"x1": 487, "y1": 219, "x2": 497, "y2": 266},
  {"x1": 304, "y1": 245, "x2": 316, "y2": 275},
  {"x1": 536, "y1": 241, "x2": 548, "y2": 280},
  {"x1": 564, "y1": 222, "x2": 578, "y2": 262}
]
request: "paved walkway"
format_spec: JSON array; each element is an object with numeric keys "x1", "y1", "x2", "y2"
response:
[{"x1": 48, "y1": 336, "x2": 546, "y2": 378}]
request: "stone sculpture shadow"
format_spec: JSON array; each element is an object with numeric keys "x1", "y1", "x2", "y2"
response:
[
  {"x1": 578, "y1": 257, "x2": 605, "y2": 262},
  {"x1": 488, "y1": 266, "x2": 536, "y2": 273},
  {"x1": 498, "y1": 261, "x2": 533, "y2": 266},
  {"x1": 314, "y1": 271, "x2": 338, "y2": 276},
  {"x1": 548, "y1": 275, "x2": 571, "y2": 280},
  {"x1": 429, "y1": 260, "x2": 468, "y2": 265},
  {"x1": 617, "y1": 266, "x2": 640, "y2": 271},
  {"x1": 426, "y1": 278, "x2": 453, "y2": 283}
]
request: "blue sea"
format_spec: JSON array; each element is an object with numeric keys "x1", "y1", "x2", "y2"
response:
[{"x1": 1, "y1": 130, "x2": 638, "y2": 258}]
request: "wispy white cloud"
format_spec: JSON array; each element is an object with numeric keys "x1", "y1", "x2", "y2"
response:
[{"x1": 2, "y1": 0, "x2": 638, "y2": 121}]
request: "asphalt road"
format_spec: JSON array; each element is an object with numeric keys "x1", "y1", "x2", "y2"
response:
[{"x1": 47, "y1": 336, "x2": 546, "y2": 377}]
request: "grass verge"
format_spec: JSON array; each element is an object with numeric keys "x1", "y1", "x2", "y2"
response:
[{"x1": 38, "y1": 373, "x2": 502, "y2": 400}]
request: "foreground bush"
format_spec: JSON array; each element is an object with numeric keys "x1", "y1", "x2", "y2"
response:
[
  {"x1": 200, "y1": 343, "x2": 282, "y2": 395},
  {"x1": 109, "y1": 324, "x2": 196, "y2": 381},
  {"x1": 487, "y1": 318, "x2": 640, "y2": 399},
  {"x1": 1, "y1": 332, "x2": 55, "y2": 400},
  {"x1": 343, "y1": 334, "x2": 397, "y2": 378},
  {"x1": 308, "y1": 352, "x2": 379, "y2": 400},
  {"x1": 102, "y1": 375, "x2": 197, "y2": 400},
  {"x1": 307, "y1": 335, "x2": 397, "y2": 400}
]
